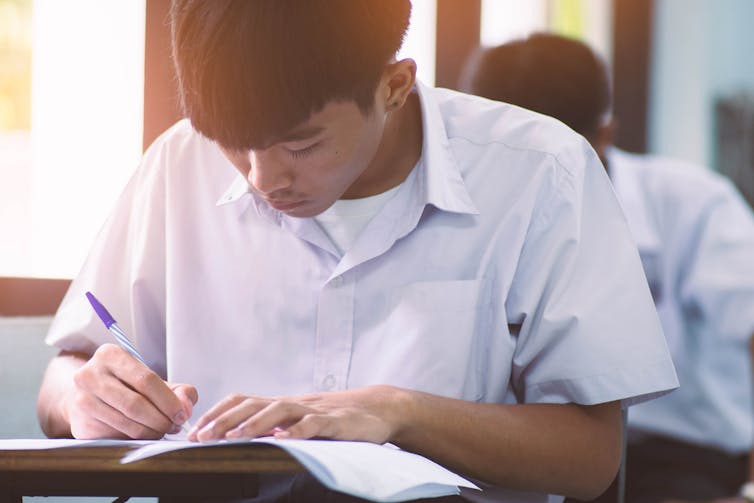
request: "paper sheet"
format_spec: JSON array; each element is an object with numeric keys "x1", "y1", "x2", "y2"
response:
[
  {"x1": 121, "y1": 437, "x2": 480, "y2": 502},
  {"x1": 0, "y1": 438, "x2": 150, "y2": 449}
]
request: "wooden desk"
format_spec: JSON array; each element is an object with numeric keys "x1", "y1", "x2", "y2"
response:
[{"x1": 0, "y1": 443, "x2": 303, "y2": 502}]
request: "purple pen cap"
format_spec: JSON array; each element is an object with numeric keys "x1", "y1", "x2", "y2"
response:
[{"x1": 85, "y1": 291, "x2": 117, "y2": 329}]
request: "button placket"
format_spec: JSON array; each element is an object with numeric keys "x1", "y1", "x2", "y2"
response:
[{"x1": 313, "y1": 273, "x2": 355, "y2": 392}]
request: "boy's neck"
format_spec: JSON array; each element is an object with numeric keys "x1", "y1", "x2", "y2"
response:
[{"x1": 346, "y1": 90, "x2": 423, "y2": 199}]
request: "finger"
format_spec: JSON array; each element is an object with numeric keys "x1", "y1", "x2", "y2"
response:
[
  {"x1": 189, "y1": 394, "x2": 254, "y2": 441},
  {"x1": 93, "y1": 397, "x2": 164, "y2": 439},
  {"x1": 68, "y1": 388, "x2": 127, "y2": 439},
  {"x1": 223, "y1": 400, "x2": 310, "y2": 440},
  {"x1": 70, "y1": 388, "x2": 163, "y2": 439},
  {"x1": 196, "y1": 396, "x2": 277, "y2": 442},
  {"x1": 70, "y1": 414, "x2": 128, "y2": 440},
  {"x1": 170, "y1": 383, "x2": 198, "y2": 406},
  {"x1": 169, "y1": 383, "x2": 199, "y2": 420},
  {"x1": 75, "y1": 363, "x2": 176, "y2": 434},
  {"x1": 104, "y1": 382, "x2": 176, "y2": 434},
  {"x1": 100, "y1": 345, "x2": 188, "y2": 426},
  {"x1": 276, "y1": 413, "x2": 339, "y2": 440}
]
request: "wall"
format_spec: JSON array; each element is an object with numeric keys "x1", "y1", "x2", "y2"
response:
[
  {"x1": 649, "y1": 0, "x2": 754, "y2": 168},
  {"x1": 0, "y1": 316, "x2": 56, "y2": 438}
]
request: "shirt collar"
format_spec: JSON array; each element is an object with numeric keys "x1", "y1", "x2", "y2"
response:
[
  {"x1": 412, "y1": 80, "x2": 478, "y2": 216},
  {"x1": 215, "y1": 81, "x2": 479, "y2": 218},
  {"x1": 216, "y1": 173, "x2": 251, "y2": 206}
]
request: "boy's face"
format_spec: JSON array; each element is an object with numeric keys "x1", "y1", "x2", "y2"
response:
[{"x1": 220, "y1": 98, "x2": 388, "y2": 218}]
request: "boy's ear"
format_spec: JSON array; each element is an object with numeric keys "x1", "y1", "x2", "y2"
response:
[{"x1": 379, "y1": 58, "x2": 417, "y2": 112}]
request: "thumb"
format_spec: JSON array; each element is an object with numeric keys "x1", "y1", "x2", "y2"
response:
[{"x1": 168, "y1": 382, "x2": 199, "y2": 417}]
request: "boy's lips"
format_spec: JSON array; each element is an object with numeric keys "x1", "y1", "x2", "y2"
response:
[{"x1": 267, "y1": 199, "x2": 305, "y2": 211}]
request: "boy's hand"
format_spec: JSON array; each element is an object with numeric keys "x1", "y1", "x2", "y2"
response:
[
  {"x1": 65, "y1": 344, "x2": 197, "y2": 439},
  {"x1": 188, "y1": 385, "x2": 408, "y2": 444}
]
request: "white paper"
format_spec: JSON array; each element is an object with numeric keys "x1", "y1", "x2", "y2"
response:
[
  {"x1": 121, "y1": 437, "x2": 480, "y2": 502},
  {"x1": 0, "y1": 438, "x2": 151, "y2": 449}
]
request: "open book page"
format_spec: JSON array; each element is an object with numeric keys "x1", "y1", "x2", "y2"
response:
[
  {"x1": 0, "y1": 438, "x2": 151, "y2": 449},
  {"x1": 121, "y1": 437, "x2": 480, "y2": 502}
]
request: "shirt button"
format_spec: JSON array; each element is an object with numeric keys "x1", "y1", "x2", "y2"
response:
[
  {"x1": 330, "y1": 276, "x2": 343, "y2": 287},
  {"x1": 322, "y1": 374, "x2": 337, "y2": 390}
]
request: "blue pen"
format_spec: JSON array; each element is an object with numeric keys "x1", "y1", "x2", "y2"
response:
[{"x1": 85, "y1": 291, "x2": 193, "y2": 434}]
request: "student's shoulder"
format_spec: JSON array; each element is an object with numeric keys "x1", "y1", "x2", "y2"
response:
[
  {"x1": 134, "y1": 119, "x2": 231, "y2": 197},
  {"x1": 143, "y1": 118, "x2": 217, "y2": 161},
  {"x1": 432, "y1": 87, "x2": 590, "y2": 173},
  {"x1": 139, "y1": 119, "x2": 231, "y2": 185},
  {"x1": 428, "y1": 88, "x2": 601, "y2": 221}
]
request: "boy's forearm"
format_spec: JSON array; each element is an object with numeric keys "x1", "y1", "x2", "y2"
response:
[
  {"x1": 37, "y1": 351, "x2": 89, "y2": 438},
  {"x1": 392, "y1": 389, "x2": 622, "y2": 499}
]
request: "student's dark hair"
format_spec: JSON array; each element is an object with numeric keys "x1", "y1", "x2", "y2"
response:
[
  {"x1": 170, "y1": 0, "x2": 411, "y2": 150},
  {"x1": 466, "y1": 33, "x2": 611, "y2": 138}
]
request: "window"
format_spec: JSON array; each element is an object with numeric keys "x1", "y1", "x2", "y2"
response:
[
  {"x1": 480, "y1": 0, "x2": 612, "y2": 65},
  {"x1": 0, "y1": 0, "x2": 33, "y2": 278},
  {"x1": 0, "y1": 0, "x2": 145, "y2": 279},
  {"x1": 398, "y1": 0, "x2": 437, "y2": 86}
]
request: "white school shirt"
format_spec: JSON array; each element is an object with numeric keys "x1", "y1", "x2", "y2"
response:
[
  {"x1": 608, "y1": 147, "x2": 754, "y2": 454},
  {"x1": 47, "y1": 84, "x2": 678, "y2": 502}
]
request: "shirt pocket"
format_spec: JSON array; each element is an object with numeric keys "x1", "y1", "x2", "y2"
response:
[{"x1": 383, "y1": 278, "x2": 489, "y2": 401}]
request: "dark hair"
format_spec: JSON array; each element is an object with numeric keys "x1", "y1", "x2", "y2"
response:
[
  {"x1": 466, "y1": 33, "x2": 611, "y2": 138},
  {"x1": 171, "y1": 0, "x2": 411, "y2": 150}
]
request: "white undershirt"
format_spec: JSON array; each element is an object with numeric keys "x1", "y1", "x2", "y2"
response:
[{"x1": 314, "y1": 184, "x2": 402, "y2": 254}]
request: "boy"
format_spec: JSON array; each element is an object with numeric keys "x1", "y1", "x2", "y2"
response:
[{"x1": 37, "y1": 3, "x2": 677, "y2": 502}]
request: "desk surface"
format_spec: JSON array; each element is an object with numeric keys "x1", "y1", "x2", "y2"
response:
[{"x1": 0, "y1": 443, "x2": 303, "y2": 501}]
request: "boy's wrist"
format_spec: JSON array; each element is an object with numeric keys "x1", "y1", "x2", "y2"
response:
[{"x1": 383, "y1": 385, "x2": 419, "y2": 445}]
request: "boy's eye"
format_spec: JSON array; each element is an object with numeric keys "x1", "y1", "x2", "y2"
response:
[{"x1": 286, "y1": 142, "x2": 319, "y2": 159}]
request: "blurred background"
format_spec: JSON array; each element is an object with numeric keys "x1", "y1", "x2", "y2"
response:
[{"x1": 0, "y1": 0, "x2": 753, "y2": 304}]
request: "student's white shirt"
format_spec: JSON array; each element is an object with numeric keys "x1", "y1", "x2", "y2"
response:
[
  {"x1": 47, "y1": 84, "x2": 678, "y2": 502},
  {"x1": 608, "y1": 147, "x2": 754, "y2": 454}
]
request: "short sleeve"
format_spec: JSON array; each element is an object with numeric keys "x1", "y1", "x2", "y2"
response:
[
  {"x1": 506, "y1": 140, "x2": 678, "y2": 407},
  {"x1": 45, "y1": 132, "x2": 170, "y2": 378}
]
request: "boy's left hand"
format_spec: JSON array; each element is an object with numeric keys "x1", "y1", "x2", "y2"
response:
[{"x1": 187, "y1": 385, "x2": 408, "y2": 444}]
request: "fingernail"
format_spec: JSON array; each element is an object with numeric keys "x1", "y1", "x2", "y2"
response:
[
  {"x1": 274, "y1": 430, "x2": 290, "y2": 439},
  {"x1": 173, "y1": 411, "x2": 186, "y2": 424},
  {"x1": 226, "y1": 428, "x2": 242, "y2": 439},
  {"x1": 169, "y1": 423, "x2": 181, "y2": 434}
]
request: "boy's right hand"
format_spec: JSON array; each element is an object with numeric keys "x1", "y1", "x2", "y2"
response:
[{"x1": 65, "y1": 343, "x2": 197, "y2": 439}]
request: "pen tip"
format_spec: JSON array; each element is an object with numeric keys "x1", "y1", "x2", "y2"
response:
[{"x1": 85, "y1": 291, "x2": 116, "y2": 329}]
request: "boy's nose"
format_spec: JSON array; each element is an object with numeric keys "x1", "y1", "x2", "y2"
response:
[{"x1": 247, "y1": 151, "x2": 293, "y2": 195}]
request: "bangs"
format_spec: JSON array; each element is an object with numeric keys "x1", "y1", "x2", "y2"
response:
[{"x1": 172, "y1": 0, "x2": 410, "y2": 150}]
